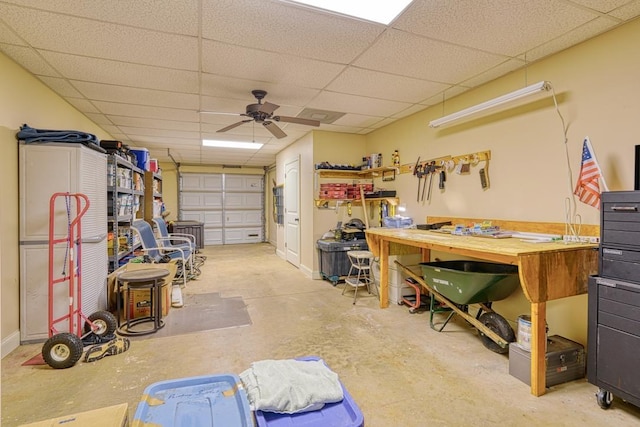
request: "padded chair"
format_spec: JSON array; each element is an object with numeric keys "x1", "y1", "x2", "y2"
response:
[
  {"x1": 342, "y1": 250, "x2": 376, "y2": 304},
  {"x1": 152, "y1": 217, "x2": 197, "y2": 254},
  {"x1": 131, "y1": 219, "x2": 193, "y2": 288}
]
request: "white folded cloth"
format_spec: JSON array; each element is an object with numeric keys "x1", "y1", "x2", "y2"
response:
[{"x1": 239, "y1": 359, "x2": 344, "y2": 414}]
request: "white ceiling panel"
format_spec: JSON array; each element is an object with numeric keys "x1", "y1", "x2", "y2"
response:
[
  {"x1": 37, "y1": 76, "x2": 83, "y2": 98},
  {"x1": 71, "y1": 81, "x2": 200, "y2": 110},
  {"x1": 38, "y1": 51, "x2": 200, "y2": 93},
  {"x1": 310, "y1": 91, "x2": 412, "y2": 116},
  {"x1": 524, "y1": 17, "x2": 621, "y2": 62},
  {"x1": 91, "y1": 102, "x2": 199, "y2": 122},
  {"x1": 2, "y1": 0, "x2": 639, "y2": 166},
  {"x1": 202, "y1": 0, "x2": 384, "y2": 63},
  {"x1": 327, "y1": 67, "x2": 450, "y2": 104},
  {"x1": 354, "y1": 30, "x2": 507, "y2": 84},
  {"x1": 202, "y1": 40, "x2": 345, "y2": 89},
  {"x1": 394, "y1": 0, "x2": 602, "y2": 57},
  {"x1": 0, "y1": 4, "x2": 199, "y2": 70},
  {"x1": 5, "y1": 0, "x2": 200, "y2": 35},
  {"x1": 0, "y1": 44, "x2": 61, "y2": 76},
  {"x1": 106, "y1": 116, "x2": 201, "y2": 132}
]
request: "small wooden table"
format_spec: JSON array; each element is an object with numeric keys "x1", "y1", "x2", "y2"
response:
[
  {"x1": 366, "y1": 221, "x2": 598, "y2": 396},
  {"x1": 116, "y1": 268, "x2": 170, "y2": 336}
]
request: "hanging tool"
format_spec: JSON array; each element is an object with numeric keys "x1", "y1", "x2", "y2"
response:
[
  {"x1": 439, "y1": 168, "x2": 446, "y2": 190},
  {"x1": 413, "y1": 157, "x2": 421, "y2": 202},
  {"x1": 425, "y1": 161, "x2": 437, "y2": 202}
]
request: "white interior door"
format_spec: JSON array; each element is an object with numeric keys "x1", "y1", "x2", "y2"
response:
[{"x1": 284, "y1": 157, "x2": 300, "y2": 267}]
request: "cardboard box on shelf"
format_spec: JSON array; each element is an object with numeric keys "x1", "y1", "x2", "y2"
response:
[
  {"x1": 107, "y1": 261, "x2": 178, "y2": 318},
  {"x1": 19, "y1": 403, "x2": 128, "y2": 427}
]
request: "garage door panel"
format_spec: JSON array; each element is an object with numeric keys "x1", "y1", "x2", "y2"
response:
[
  {"x1": 225, "y1": 210, "x2": 261, "y2": 226},
  {"x1": 225, "y1": 193, "x2": 262, "y2": 209},
  {"x1": 224, "y1": 227, "x2": 262, "y2": 244},
  {"x1": 204, "y1": 228, "x2": 223, "y2": 245},
  {"x1": 225, "y1": 175, "x2": 262, "y2": 191}
]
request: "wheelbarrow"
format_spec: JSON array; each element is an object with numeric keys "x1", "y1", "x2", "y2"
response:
[{"x1": 395, "y1": 260, "x2": 519, "y2": 354}]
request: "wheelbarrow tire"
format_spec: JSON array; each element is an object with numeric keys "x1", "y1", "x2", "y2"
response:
[
  {"x1": 478, "y1": 312, "x2": 515, "y2": 354},
  {"x1": 84, "y1": 310, "x2": 117, "y2": 337},
  {"x1": 42, "y1": 333, "x2": 84, "y2": 369}
]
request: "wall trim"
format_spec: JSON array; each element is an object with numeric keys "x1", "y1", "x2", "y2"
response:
[{"x1": 2, "y1": 330, "x2": 20, "y2": 359}]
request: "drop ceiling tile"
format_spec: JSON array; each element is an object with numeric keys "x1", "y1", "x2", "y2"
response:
[
  {"x1": 391, "y1": 104, "x2": 428, "y2": 119},
  {"x1": 609, "y1": 0, "x2": 640, "y2": 19},
  {"x1": 71, "y1": 81, "x2": 200, "y2": 110},
  {"x1": 327, "y1": 67, "x2": 450, "y2": 103},
  {"x1": 0, "y1": 44, "x2": 61, "y2": 76},
  {"x1": 393, "y1": 0, "x2": 601, "y2": 57},
  {"x1": 367, "y1": 118, "x2": 396, "y2": 129},
  {"x1": 202, "y1": 0, "x2": 384, "y2": 63},
  {"x1": 199, "y1": 95, "x2": 263, "y2": 115},
  {"x1": 524, "y1": 17, "x2": 619, "y2": 62},
  {"x1": 420, "y1": 85, "x2": 470, "y2": 106},
  {"x1": 85, "y1": 113, "x2": 114, "y2": 126},
  {"x1": 0, "y1": 4, "x2": 198, "y2": 70},
  {"x1": 332, "y1": 113, "x2": 386, "y2": 128},
  {"x1": 91, "y1": 102, "x2": 199, "y2": 122},
  {"x1": 200, "y1": 74, "x2": 320, "y2": 104},
  {"x1": 39, "y1": 51, "x2": 199, "y2": 93},
  {"x1": 320, "y1": 124, "x2": 367, "y2": 133},
  {"x1": 570, "y1": 0, "x2": 632, "y2": 13},
  {"x1": 354, "y1": 29, "x2": 506, "y2": 84},
  {"x1": 98, "y1": 124, "x2": 121, "y2": 135},
  {"x1": 107, "y1": 116, "x2": 201, "y2": 132},
  {"x1": 132, "y1": 135, "x2": 201, "y2": 147},
  {"x1": 201, "y1": 122, "x2": 274, "y2": 138},
  {"x1": 201, "y1": 40, "x2": 346, "y2": 89},
  {"x1": 460, "y1": 58, "x2": 527, "y2": 88},
  {"x1": 117, "y1": 126, "x2": 200, "y2": 139},
  {"x1": 4, "y1": 0, "x2": 200, "y2": 35},
  {"x1": 0, "y1": 20, "x2": 26, "y2": 45},
  {"x1": 66, "y1": 97, "x2": 100, "y2": 114},
  {"x1": 37, "y1": 76, "x2": 83, "y2": 97},
  {"x1": 310, "y1": 91, "x2": 412, "y2": 117}
]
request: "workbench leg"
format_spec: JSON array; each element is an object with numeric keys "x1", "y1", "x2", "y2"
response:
[
  {"x1": 379, "y1": 240, "x2": 389, "y2": 308},
  {"x1": 530, "y1": 302, "x2": 547, "y2": 396},
  {"x1": 420, "y1": 248, "x2": 430, "y2": 263}
]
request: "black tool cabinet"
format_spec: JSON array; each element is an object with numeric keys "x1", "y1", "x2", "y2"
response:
[{"x1": 587, "y1": 190, "x2": 640, "y2": 409}]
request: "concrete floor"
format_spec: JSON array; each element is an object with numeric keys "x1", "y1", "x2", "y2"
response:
[{"x1": 2, "y1": 243, "x2": 640, "y2": 426}]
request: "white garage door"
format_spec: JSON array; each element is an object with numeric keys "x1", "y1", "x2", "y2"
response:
[{"x1": 180, "y1": 173, "x2": 264, "y2": 245}]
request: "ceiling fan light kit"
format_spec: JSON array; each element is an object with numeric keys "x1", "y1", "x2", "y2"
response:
[
  {"x1": 214, "y1": 90, "x2": 320, "y2": 139},
  {"x1": 428, "y1": 81, "x2": 552, "y2": 128}
]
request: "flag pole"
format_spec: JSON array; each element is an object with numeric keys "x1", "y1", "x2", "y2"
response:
[{"x1": 584, "y1": 136, "x2": 609, "y2": 191}]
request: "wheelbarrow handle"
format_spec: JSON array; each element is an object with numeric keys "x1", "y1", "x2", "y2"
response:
[{"x1": 393, "y1": 260, "x2": 510, "y2": 349}]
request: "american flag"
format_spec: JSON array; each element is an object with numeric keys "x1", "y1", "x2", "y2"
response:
[{"x1": 574, "y1": 137, "x2": 603, "y2": 209}]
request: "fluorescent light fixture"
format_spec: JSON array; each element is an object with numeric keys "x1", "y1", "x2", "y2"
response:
[
  {"x1": 429, "y1": 81, "x2": 552, "y2": 128},
  {"x1": 284, "y1": 0, "x2": 413, "y2": 25},
  {"x1": 202, "y1": 139, "x2": 263, "y2": 149}
]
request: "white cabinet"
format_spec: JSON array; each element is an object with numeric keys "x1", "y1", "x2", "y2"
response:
[
  {"x1": 179, "y1": 173, "x2": 264, "y2": 245},
  {"x1": 19, "y1": 143, "x2": 108, "y2": 343}
]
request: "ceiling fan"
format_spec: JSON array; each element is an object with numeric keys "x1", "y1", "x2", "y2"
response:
[{"x1": 212, "y1": 90, "x2": 320, "y2": 139}]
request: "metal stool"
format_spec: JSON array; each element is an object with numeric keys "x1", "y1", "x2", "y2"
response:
[
  {"x1": 343, "y1": 250, "x2": 375, "y2": 304},
  {"x1": 116, "y1": 268, "x2": 170, "y2": 336}
]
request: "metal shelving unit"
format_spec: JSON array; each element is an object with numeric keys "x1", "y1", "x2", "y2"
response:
[{"x1": 107, "y1": 155, "x2": 144, "y2": 272}]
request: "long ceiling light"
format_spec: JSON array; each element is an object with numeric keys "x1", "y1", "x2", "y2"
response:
[{"x1": 429, "y1": 81, "x2": 552, "y2": 128}]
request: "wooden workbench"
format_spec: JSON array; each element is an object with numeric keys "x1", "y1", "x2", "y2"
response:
[{"x1": 365, "y1": 221, "x2": 598, "y2": 397}]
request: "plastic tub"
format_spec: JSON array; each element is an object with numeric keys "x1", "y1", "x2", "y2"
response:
[
  {"x1": 420, "y1": 261, "x2": 520, "y2": 305},
  {"x1": 133, "y1": 373, "x2": 253, "y2": 426},
  {"x1": 255, "y1": 356, "x2": 364, "y2": 427},
  {"x1": 130, "y1": 147, "x2": 149, "y2": 171}
]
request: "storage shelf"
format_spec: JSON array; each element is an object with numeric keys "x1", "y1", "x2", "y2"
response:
[{"x1": 315, "y1": 166, "x2": 397, "y2": 179}]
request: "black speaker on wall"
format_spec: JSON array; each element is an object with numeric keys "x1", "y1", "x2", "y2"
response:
[{"x1": 636, "y1": 145, "x2": 640, "y2": 190}]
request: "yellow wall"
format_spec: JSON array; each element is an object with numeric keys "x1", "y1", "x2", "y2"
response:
[
  {"x1": 364, "y1": 18, "x2": 640, "y2": 345},
  {"x1": 0, "y1": 52, "x2": 113, "y2": 356}
]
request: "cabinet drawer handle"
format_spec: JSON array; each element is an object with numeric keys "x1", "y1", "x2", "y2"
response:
[{"x1": 611, "y1": 206, "x2": 638, "y2": 211}]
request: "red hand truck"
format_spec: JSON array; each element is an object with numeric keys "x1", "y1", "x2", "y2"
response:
[{"x1": 41, "y1": 192, "x2": 117, "y2": 369}]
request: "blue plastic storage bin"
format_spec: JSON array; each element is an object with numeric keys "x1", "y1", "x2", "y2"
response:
[
  {"x1": 255, "y1": 357, "x2": 364, "y2": 427},
  {"x1": 133, "y1": 373, "x2": 253, "y2": 427},
  {"x1": 130, "y1": 147, "x2": 149, "y2": 171}
]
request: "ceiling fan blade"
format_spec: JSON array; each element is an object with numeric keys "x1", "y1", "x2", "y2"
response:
[
  {"x1": 263, "y1": 121, "x2": 287, "y2": 139},
  {"x1": 258, "y1": 101, "x2": 279, "y2": 115},
  {"x1": 273, "y1": 116, "x2": 320, "y2": 127},
  {"x1": 217, "y1": 119, "x2": 252, "y2": 133}
]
